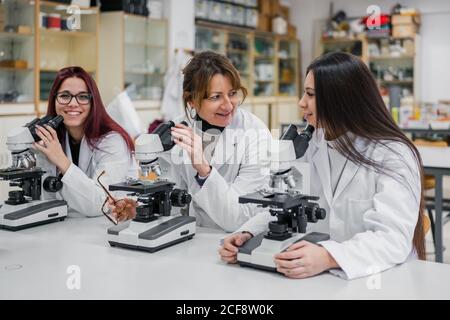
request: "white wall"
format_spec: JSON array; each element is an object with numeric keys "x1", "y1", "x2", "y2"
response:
[
  {"x1": 165, "y1": 0, "x2": 196, "y2": 60},
  {"x1": 289, "y1": 0, "x2": 450, "y2": 103}
]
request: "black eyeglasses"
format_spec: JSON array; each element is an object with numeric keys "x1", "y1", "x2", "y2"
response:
[
  {"x1": 56, "y1": 91, "x2": 92, "y2": 105},
  {"x1": 97, "y1": 170, "x2": 124, "y2": 225}
]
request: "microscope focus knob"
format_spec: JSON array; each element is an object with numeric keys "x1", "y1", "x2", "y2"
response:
[
  {"x1": 170, "y1": 189, "x2": 192, "y2": 207},
  {"x1": 315, "y1": 208, "x2": 326, "y2": 220},
  {"x1": 43, "y1": 176, "x2": 63, "y2": 193}
]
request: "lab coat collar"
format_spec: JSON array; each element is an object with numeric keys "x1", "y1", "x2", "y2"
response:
[{"x1": 64, "y1": 131, "x2": 93, "y2": 173}]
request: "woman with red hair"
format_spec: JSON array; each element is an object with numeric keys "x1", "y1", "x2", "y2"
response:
[{"x1": 33, "y1": 66, "x2": 137, "y2": 217}]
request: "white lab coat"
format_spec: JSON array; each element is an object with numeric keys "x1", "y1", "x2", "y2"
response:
[
  {"x1": 161, "y1": 108, "x2": 272, "y2": 232},
  {"x1": 237, "y1": 129, "x2": 421, "y2": 280},
  {"x1": 57, "y1": 131, "x2": 138, "y2": 218}
]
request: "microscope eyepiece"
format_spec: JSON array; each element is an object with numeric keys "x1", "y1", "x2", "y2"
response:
[
  {"x1": 281, "y1": 124, "x2": 315, "y2": 160},
  {"x1": 151, "y1": 120, "x2": 189, "y2": 152},
  {"x1": 29, "y1": 115, "x2": 64, "y2": 142}
]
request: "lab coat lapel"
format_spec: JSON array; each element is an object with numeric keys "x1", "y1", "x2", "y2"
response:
[
  {"x1": 332, "y1": 159, "x2": 359, "y2": 202},
  {"x1": 66, "y1": 130, "x2": 93, "y2": 173},
  {"x1": 64, "y1": 131, "x2": 72, "y2": 161},
  {"x1": 208, "y1": 111, "x2": 241, "y2": 171},
  {"x1": 312, "y1": 138, "x2": 333, "y2": 208},
  {"x1": 209, "y1": 127, "x2": 238, "y2": 171},
  {"x1": 332, "y1": 136, "x2": 368, "y2": 202}
]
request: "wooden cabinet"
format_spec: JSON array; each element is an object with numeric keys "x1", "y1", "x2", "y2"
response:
[
  {"x1": 0, "y1": 0, "x2": 99, "y2": 115},
  {"x1": 0, "y1": 0, "x2": 36, "y2": 107},
  {"x1": 38, "y1": 1, "x2": 99, "y2": 111}
]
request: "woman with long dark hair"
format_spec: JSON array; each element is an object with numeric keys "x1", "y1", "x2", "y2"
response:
[
  {"x1": 219, "y1": 52, "x2": 425, "y2": 280},
  {"x1": 33, "y1": 66, "x2": 137, "y2": 217}
]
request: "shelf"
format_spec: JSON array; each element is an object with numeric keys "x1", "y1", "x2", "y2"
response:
[
  {"x1": 125, "y1": 70, "x2": 164, "y2": 75},
  {"x1": 195, "y1": 19, "x2": 256, "y2": 31},
  {"x1": 255, "y1": 80, "x2": 274, "y2": 83},
  {"x1": 321, "y1": 37, "x2": 363, "y2": 44},
  {"x1": 279, "y1": 81, "x2": 296, "y2": 85},
  {"x1": 0, "y1": 0, "x2": 34, "y2": 6},
  {"x1": 40, "y1": 68, "x2": 96, "y2": 73},
  {"x1": 378, "y1": 80, "x2": 413, "y2": 85},
  {"x1": 207, "y1": 0, "x2": 257, "y2": 10},
  {"x1": 370, "y1": 55, "x2": 414, "y2": 61},
  {"x1": 0, "y1": 101, "x2": 34, "y2": 105},
  {"x1": 226, "y1": 48, "x2": 248, "y2": 54},
  {"x1": 40, "y1": 29, "x2": 96, "y2": 38},
  {"x1": 0, "y1": 67, "x2": 34, "y2": 72},
  {"x1": 124, "y1": 13, "x2": 167, "y2": 22},
  {"x1": 40, "y1": 1, "x2": 96, "y2": 9},
  {"x1": 0, "y1": 32, "x2": 34, "y2": 41},
  {"x1": 124, "y1": 42, "x2": 166, "y2": 49},
  {"x1": 255, "y1": 56, "x2": 274, "y2": 60}
]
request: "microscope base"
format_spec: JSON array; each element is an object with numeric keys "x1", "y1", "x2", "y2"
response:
[
  {"x1": 237, "y1": 231, "x2": 330, "y2": 272},
  {"x1": 107, "y1": 215, "x2": 196, "y2": 253},
  {"x1": 0, "y1": 199, "x2": 68, "y2": 231}
]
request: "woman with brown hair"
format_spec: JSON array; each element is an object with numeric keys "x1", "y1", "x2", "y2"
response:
[
  {"x1": 111, "y1": 51, "x2": 272, "y2": 232},
  {"x1": 219, "y1": 52, "x2": 425, "y2": 280}
]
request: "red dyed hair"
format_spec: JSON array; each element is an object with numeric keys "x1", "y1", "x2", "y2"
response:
[{"x1": 46, "y1": 66, "x2": 134, "y2": 152}]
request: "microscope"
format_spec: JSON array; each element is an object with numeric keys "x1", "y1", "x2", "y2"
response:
[
  {"x1": 0, "y1": 115, "x2": 68, "y2": 230},
  {"x1": 107, "y1": 121, "x2": 196, "y2": 252},
  {"x1": 237, "y1": 124, "x2": 329, "y2": 272}
]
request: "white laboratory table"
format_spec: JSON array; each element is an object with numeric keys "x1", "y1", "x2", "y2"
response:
[
  {"x1": 1, "y1": 217, "x2": 450, "y2": 300},
  {"x1": 417, "y1": 146, "x2": 450, "y2": 263}
]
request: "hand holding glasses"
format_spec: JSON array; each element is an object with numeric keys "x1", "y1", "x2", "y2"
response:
[{"x1": 97, "y1": 170, "x2": 122, "y2": 225}]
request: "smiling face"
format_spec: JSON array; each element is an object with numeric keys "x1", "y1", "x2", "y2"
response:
[
  {"x1": 195, "y1": 74, "x2": 240, "y2": 127},
  {"x1": 55, "y1": 77, "x2": 91, "y2": 131},
  {"x1": 298, "y1": 71, "x2": 318, "y2": 128}
]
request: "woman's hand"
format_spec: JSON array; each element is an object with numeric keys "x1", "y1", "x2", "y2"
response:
[
  {"x1": 108, "y1": 198, "x2": 137, "y2": 222},
  {"x1": 171, "y1": 123, "x2": 211, "y2": 177},
  {"x1": 219, "y1": 232, "x2": 253, "y2": 264},
  {"x1": 274, "y1": 241, "x2": 339, "y2": 279},
  {"x1": 32, "y1": 124, "x2": 71, "y2": 174}
]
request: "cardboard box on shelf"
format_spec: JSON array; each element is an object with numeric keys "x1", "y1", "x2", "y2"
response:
[
  {"x1": 280, "y1": 5, "x2": 290, "y2": 20},
  {"x1": 17, "y1": 25, "x2": 32, "y2": 34},
  {"x1": 259, "y1": 0, "x2": 271, "y2": 15},
  {"x1": 392, "y1": 24, "x2": 417, "y2": 38},
  {"x1": 258, "y1": 14, "x2": 271, "y2": 32},
  {"x1": 287, "y1": 24, "x2": 296, "y2": 38},
  {"x1": 392, "y1": 14, "x2": 421, "y2": 25},
  {"x1": 271, "y1": 0, "x2": 281, "y2": 15},
  {"x1": 0, "y1": 6, "x2": 5, "y2": 31},
  {"x1": 0, "y1": 60, "x2": 28, "y2": 69}
]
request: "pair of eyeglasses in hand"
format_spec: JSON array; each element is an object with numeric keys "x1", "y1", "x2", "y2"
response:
[{"x1": 97, "y1": 170, "x2": 125, "y2": 225}]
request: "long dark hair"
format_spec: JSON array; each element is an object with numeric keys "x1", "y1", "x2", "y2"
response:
[
  {"x1": 46, "y1": 66, "x2": 134, "y2": 152},
  {"x1": 307, "y1": 52, "x2": 425, "y2": 260}
]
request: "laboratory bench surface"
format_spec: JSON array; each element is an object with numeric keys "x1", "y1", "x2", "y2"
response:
[{"x1": 1, "y1": 217, "x2": 450, "y2": 300}]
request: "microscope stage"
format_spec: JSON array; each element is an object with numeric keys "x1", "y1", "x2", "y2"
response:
[{"x1": 109, "y1": 180, "x2": 175, "y2": 194}]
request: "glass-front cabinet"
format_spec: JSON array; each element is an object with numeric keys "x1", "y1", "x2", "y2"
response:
[
  {"x1": 124, "y1": 15, "x2": 167, "y2": 101},
  {"x1": 0, "y1": 0, "x2": 35, "y2": 104}
]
